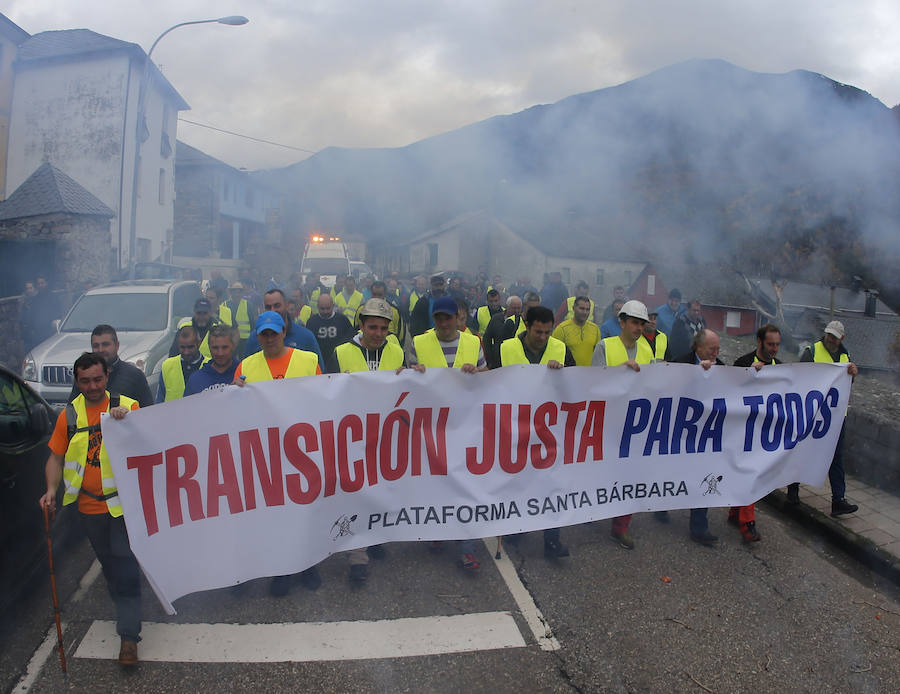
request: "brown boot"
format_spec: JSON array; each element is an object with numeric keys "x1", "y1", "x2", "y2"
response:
[{"x1": 118, "y1": 639, "x2": 138, "y2": 666}]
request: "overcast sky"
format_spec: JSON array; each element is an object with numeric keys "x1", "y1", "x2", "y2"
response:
[{"x1": 7, "y1": 1, "x2": 899, "y2": 171}]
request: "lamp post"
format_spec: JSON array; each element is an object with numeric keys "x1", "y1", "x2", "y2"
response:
[{"x1": 125, "y1": 16, "x2": 248, "y2": 270}]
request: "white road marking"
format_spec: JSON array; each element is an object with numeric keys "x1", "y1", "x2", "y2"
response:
[
  {"x1": 13, "y1": 559, "x2": 101, "y2": 693},
  {"x1": 11, "y1": 623, "x2": 67, "y2": 694},
  {"x1": 483, "y1": 538, "x2": 561, "y2": 651},
  {"x1": 75, "y1": 612, "x2": 526, "y2": 662}
]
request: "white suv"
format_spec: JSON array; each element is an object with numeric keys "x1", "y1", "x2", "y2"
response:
[{"x1": 22, "y1": 280, "x2": 201, "y2": 404}]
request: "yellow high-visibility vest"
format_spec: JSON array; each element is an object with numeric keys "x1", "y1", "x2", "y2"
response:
[
  {"x1": 335, "y1": 340, "x2": 404, "y2": 372},
  {"x1": 640, "y1": 330, "x2": 667, "y2": 361},
  {"x1": 161, "y1": 355, "x2": 205, "y2": 401},
  {"x1": 603, "y1": 336, "x2": 652, "y2": 366},
  {"x1": 477, "y1": 305, "x2": 502, "y2": 334},
  {"x1": 414, "y1": 330, "x2": 480, "y2": 368},
  {"x1": 239, "y1": 348, "x2": 319, "y2": 382},
  {"x1": 298, "y1": 305, "x2": 312, "y2": 325},
  {"x1": 813, "y1": 341, "x2": 849, "y2": 363},
  {"x1": 500, "y1": 335, "x2": 566, "y2": 365},
  {"x1": 334, "y1": 290, "x2": 364, "y2": 324},
  {"x1": 234, "y1": 299, "x2": 251, "y2": 339},
  {"x1": 218, "y1": 303, "x2": 233, "y2": 327},
  {"x1": 62, "y1": 393, "x2": 137, "y2": 517}
]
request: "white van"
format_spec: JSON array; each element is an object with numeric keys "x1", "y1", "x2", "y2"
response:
[{"x1": 300, "y1": 240, "x2": 351, "y2": 289}]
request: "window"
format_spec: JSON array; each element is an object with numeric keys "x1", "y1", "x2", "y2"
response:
[
  {"x1": 224, "y1": 180, "x2": 230, "y2": 201},
  {"x1": 160, "y1": 103, "x2": 172, "y2": 158},
  {"x1": 725, "y1": 311, "x2": 742, "y2": 329},
  {"x1": 596, "y1": 268, "x2": 605, "y2": 286},
  {"x1": 173, "y1": 285, "x2": 202, "y2": 325},
  {"x1": 560, "y1": 267, "x2": 571, "y2": 284},
  {"x1": 428, "y1": 243, "x2": 439, "y2": 266},
  {"x1": 647, "y1": 274, "x2": 656, "y2": 295},
  {"x1": 624, "y1": 270, "x2": 632, "y2": 286},
  {"x1": 246, "y1": 188, "x2": 255, "y2": 208},
  {"x1": 158, "y1": 169, "x2": 165, "y2": 205}
]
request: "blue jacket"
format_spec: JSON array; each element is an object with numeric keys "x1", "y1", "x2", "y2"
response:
[
  {"x1": 654, "y1": 302, "x2": 683, "y2": 335},
  {"x1": 243, "y1": 320, "x2": 324, "y2": 368},
  {"x1": 600, "y1": 317, "x2": 621, "y2": 339},
  {"x1": 184, "y1": 359, "x2": 239, "y2": 396}
]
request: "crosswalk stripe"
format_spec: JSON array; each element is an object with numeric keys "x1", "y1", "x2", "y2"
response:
[{"x1": 74, "y1": 612, "x2": 527, "y2": 662}]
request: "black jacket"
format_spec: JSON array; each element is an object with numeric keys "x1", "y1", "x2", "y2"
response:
[
  {"x1": 733, "y1": 350, "x2": 782, "y2": 367},
  {"x1": 671, "y1": 351, "x2": 724, "y2": 366}
]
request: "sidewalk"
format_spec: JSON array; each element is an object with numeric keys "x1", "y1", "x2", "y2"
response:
[{"x1": 765, "y1": 473, "x2": 900, "y2": 584}]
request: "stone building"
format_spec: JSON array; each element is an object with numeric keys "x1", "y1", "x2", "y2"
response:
[
  {"x1": 5, "y1": 29, "x2": 188, "y2": 270},
  {"x1": 173, "y1": 140, "x2": 281, "y2": 262},
  {"x1": 0, "y1": 162, "x2": 113, "y2": 367}
]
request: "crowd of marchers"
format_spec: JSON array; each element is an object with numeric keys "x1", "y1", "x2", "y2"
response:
[{"x1": 38, "y1": 269, "x2": 860, "y2": 666}]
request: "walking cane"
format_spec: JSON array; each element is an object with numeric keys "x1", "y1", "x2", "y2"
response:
[
  {"x1": 42, "y1": 504, "x2": 67, "y2": 674},
  {"x1": 495, "y1": 536, "x2": 502, "y2": 560}
]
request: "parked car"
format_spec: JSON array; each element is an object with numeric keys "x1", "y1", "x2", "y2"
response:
[
  {"x1": 0, "y1": 362, "x2": 69, "y2": 612},
  {"x1": 21, "y1": 280, "x2": 201, "y2": 405}
]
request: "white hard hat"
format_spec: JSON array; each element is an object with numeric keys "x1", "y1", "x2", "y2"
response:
[{"x1": 619, "y1": 299, "x2": 650, "y2": 322}]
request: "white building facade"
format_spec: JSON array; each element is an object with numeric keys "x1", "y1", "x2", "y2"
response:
[{"x1": 6, "y1": 29, "x2": 188, "y2": 270}]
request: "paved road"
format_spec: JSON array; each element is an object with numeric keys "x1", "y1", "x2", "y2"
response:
[{"x1": 3, "y1": 503, "x2": 900, "y2": 694}]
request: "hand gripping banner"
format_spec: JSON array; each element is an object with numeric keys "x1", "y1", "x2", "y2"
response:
[{"x1": 102, "y1": 362, "x2": 850, "y2": 613}]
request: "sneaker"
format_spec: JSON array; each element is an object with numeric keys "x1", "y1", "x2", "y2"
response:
[
  {"x1": 786, "y1": 484, "x2": 800, "y2": 505},
  {"x1": 544, "y1": 539, "x2": 570, "y2": 558},
  {"x1": 460, "y1": 553, "x2": 480, "y2": 570},
  {"x1": 611, "y1": 530, "x2": 635, "y2": 550},
  {"x1": 269, "y1": 574, "x2": 290, "y2": 597},
  {"x1": 654, "y1": 511, "x2": 671, "y2": 524},
  {"x1": 740, "y1": 521, "x2": 761, "y2": 543},
  {"x1": 831, "y1": 498, "x2": 859, "y2": 517},
  {"x1": 118, "y1": 639, "x2": 138, "y2": 666},
  {"x1": 366, "y1": 544, "x2": 386, "y2": 560},
  {"x1": 300, "y1": 566, "x2": 322, "y2": 591},
  {"x1": 349, "y1": 564, "x2": 367, "y2": 583},
  {"x1": 690, "y1": 531, "x2": 719, "y2": 547}
]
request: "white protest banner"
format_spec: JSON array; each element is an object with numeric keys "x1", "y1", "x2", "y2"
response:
[{"x1": 102, "y1": 362, "x2": 850, "y2": 613}]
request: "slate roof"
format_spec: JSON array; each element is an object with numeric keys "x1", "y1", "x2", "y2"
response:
[
  {"x1": 0, "y1": 13, "x2": 29, "y2": 44},
  {"x1": 176, "y1": 140, "x2": 237, "y2": 171},
  {"x1": 0, "y1": 163, "x2": 114, "y2": 221},
  {"x1": 750, "y1": 278, "x2": 895, "y2": 317},
  {"x1": 17, "y1": 29, "x2": 139, "y2": 63},
  {"x1": 16, "y1": 30, "x2": 189, "y2": 110},
  {"x1": 657, "y1": 263, "x2": 756, "y2": 309}
]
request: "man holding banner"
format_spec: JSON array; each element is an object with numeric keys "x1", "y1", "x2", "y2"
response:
[
  {"x1": 233, "y1": 311, "x2": 323, "y2": 594},
  {"x1": 40, "y1": 352, "x2": 141, "y2": 665},
  {"x1": 411, "y1": 295, "x2": 488, "y2": 570},
  {"x1": 729, "y1": 323, "x2": 784, "y2": 542},
  {"x1": 500, "y1": 304, "x2": 574, "y2": 560},
  {"x1": 591, "y1": 299, "x2": 655, "y2": 549}
]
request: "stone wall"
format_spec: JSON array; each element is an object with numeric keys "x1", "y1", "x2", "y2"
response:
[
  {"x1": 0, "y1": 213, "x2": 112, "y2": 291},
  {"x1": 844, "y1": 410, "x2": 900, "y2": 496}
]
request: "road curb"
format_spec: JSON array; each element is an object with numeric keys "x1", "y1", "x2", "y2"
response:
[{"x1": 764, "y1": 491, "x2": 900, "y2": 586}]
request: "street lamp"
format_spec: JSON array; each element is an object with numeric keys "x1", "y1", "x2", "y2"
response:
[{"x1": 124, "y1": 16, "x2": 249, "y2": 270}]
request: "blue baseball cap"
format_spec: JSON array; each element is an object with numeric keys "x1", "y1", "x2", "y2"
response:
[
  {"x1": 432, "y1": 296, "x2": 459, "y2": 316},
  {"x1": 255, "y1": 311, "x2": 285, "y2": 334}
]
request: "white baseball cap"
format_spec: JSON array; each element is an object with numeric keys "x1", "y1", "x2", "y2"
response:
[{"x1": 824, "y1": 320, "x2": 845, "y2": 339}]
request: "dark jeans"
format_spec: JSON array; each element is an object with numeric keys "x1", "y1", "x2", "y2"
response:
[
  {"x1": 689, "y1": 508, "x2": 709, "y2": 536},
  {"x1": 828, "y1": 425, "x2": 847, "y2": 500},
  {"x1": 80, "y1": 511, "x2": 142, "y2": 642},
  {"x1": 787, "y1": 422, "x2": 847, "y2": 501}
]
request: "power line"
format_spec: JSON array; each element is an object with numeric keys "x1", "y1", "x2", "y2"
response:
[{"x1": 177, "y1": 117, "x2": 318, "y2": 154}]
